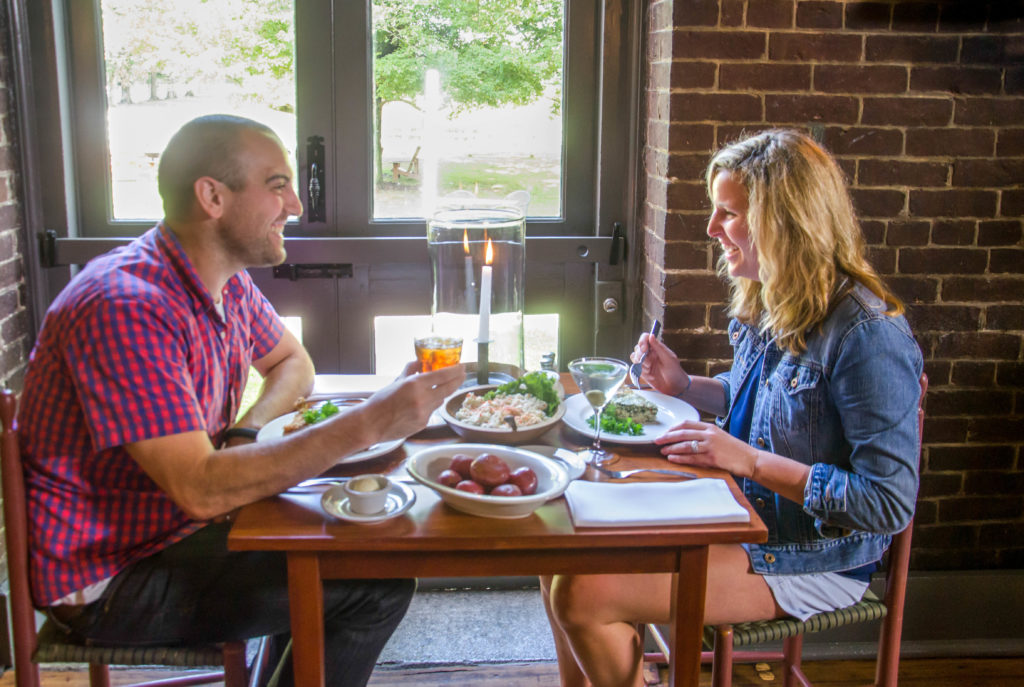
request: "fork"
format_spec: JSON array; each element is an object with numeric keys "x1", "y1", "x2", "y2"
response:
[
  {"x1": 592, "y1": 464, "x2": 697, "y2": 480},
  {"x1": 628, "y1": 319, "x2": 662, "y2": 388}
]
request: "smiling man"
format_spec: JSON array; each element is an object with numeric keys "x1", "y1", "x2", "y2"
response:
[{"x1": 18, "y1": 115, "x2": 464, "y2": 687}]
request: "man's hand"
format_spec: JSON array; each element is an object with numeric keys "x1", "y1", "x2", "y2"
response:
[{"x1": 356, "y1": 362, "x2": 466, "y2": 443}]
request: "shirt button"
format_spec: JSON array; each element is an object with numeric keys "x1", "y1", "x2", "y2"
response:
[
  {"x1": 732, "y1": 332, "x2": 739, "y2": 340},
  {"x1": 764, "y1": 553, "x2": 776, "y2": 564},
  {"x1": 790, "y1": 377, "x2": 799, "y2": 388},
  {"x1": 220, "y1": 331, "x2": 227, "y2": 339},
  {"x1": 756, "y1": 437, "x2": 766, "y2": 448},
  {"x1": 755, "y1": 498, "x2": 766, "y2": 508}
]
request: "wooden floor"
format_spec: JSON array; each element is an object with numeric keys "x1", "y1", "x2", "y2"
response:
[{"x1": 2, "y1": 658, "x2": 1022, "y2": 687}]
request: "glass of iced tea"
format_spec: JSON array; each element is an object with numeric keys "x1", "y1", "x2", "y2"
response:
[{"x1": 414, "y1": 335, "x2": 463, "y2": 372}]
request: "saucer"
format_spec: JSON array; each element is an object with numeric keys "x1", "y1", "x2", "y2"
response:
[{"x1": 321, "y1": 481, "x2": 416, "y2": 524}]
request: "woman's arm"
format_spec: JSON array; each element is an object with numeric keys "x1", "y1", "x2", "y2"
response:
[{"x1": 633, "y1": 333, "x2": 729, "y2": 417}]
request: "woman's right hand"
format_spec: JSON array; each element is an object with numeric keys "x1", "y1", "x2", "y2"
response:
[{"x1": 631, "y1": 333, "x2": 692, "y2": 397}]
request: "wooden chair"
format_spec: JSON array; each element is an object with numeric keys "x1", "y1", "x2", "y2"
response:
[
  {"x1": 391, "y1": 145, "x2": 421, "y2": 182},
  {"x1": 643, "y1": 374, "x2": 928, "y2": 687},
  {"x1": 1, "y1": 388, "x2": 270, "y2": 687}
]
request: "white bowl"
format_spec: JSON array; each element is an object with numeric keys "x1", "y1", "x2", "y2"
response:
[
  {"x1": 406, "y1": 443, "x2": 570, "y2": 519},
  {"x1": 439, "y1": 385, "x2": 565, "y2": 445}
]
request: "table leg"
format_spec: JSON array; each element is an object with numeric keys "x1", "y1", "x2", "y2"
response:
[
  {"x1": 668, "y1": 546, "x2": 710, "y2": 687},
  {"x1": 287, "y1": 553, "x2": 326, "y2": 687}
]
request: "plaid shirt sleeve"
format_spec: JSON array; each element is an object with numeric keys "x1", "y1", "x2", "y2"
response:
[
  {"x1": 239, "y1": 270, "x2": 286, "y2": 361},
  {"x1": 65, "y1": 294, "x2": 206, "y2": 451}
]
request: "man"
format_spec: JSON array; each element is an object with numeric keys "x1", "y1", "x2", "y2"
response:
[{"x1": 18, "y1": 114, "x2": 465, "y2": 687}]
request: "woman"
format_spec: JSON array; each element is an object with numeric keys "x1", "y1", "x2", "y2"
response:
[{"x1": 540, "y1": 129, "x2": 923, "y2": 687}]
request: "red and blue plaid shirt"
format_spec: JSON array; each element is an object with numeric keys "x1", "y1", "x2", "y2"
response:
[{"x1": 18, "y1": 224, "x2": 284, "y2": 606}]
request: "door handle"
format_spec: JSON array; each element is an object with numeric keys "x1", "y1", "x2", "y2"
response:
[{"x1": 306, "y1": 135, "x2": 326, "y2": 222}]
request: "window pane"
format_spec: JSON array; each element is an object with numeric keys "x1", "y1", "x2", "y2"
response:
[
  {"x1": 371, "y1": 0, "x2": 565, "y2": 220},
  {"x1": 101, "y1": 0, "x2": 297, "y2": 220}
]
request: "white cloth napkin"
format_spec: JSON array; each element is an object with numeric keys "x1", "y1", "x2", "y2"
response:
[{"x1": 564, "y1": 478, "x2": 750, "y2": 527}]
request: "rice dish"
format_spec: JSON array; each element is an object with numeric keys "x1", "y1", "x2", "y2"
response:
[{"x1": 455, "y1": 392, "x2": 550, "y2": 429}]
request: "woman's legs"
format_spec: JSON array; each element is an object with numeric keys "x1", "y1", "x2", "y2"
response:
[
  {"x1": 540, "y1": 575, "x2": 591, "y2": 687},
  {"x1": 543, "y1": 545, "x2": 783, "y2": 687}
]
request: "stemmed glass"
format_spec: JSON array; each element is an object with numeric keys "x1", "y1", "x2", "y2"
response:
[{"x1": 568, "y1": 357, "x2": 629, "y2": 467}]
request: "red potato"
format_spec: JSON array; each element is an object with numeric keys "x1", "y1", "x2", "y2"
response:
[
  {"x1": 455, "y1": 480, "x2": 485, "y2": 494},
  {"x1": 449, "y1": 453, "x2": 474, "y2": 479},
  {"x1": 490, "y1": 483, "x2": 523, "y2": 497},
  {"x1": 469, "y1": 453, "x2": 512, "y2": 488},
  {"x1": 436, "y1": 469, "x2": 462, "y2": 488},
  {"x1": 508, "y1": 466, "x2": 538, "y2": 496}
]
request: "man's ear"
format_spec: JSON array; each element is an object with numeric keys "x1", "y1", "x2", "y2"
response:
[{"x1": 193, "y1": 176, "x2": 226, "y2": 219}]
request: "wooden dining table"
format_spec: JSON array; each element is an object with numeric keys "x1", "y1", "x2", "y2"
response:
[{"x1": 228, "y1": 375, "x2": 768, "y2": 687}]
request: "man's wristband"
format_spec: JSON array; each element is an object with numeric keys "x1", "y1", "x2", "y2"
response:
[{"x1": 223, "y1": 427, "x2": 259, "y2": 441}]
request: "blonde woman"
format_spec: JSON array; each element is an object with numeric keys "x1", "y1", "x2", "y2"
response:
[{"x1": 540, "y1": 130, "x2": 923, "y2": 687}]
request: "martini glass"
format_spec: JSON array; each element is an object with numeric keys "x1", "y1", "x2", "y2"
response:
[{"x1": 568, "y1": 357, "x2": 629, "y2": 467}]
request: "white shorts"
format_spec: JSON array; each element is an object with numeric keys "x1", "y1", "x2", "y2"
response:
[{"x1": 761, "y1": 572, "x2": 869, "y2": 622}]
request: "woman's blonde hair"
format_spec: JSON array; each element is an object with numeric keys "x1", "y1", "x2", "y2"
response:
[{"x1": 706, "y1": 129, "x2": 903, "y2": 354}]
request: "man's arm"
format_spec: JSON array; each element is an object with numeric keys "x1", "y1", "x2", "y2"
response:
[
  {"x1": 126, "y1": 363, "x2": 465, "y2": 520},
  {"x1": 230, "y1": 328, "x2": 315, "y2": 435}
]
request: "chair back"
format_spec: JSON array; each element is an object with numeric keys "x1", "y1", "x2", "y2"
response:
[{"x1": 1, "y1": 388, "x2": 42, "y2": 687}]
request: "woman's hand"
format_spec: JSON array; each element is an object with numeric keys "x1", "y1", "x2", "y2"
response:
[
  {"x1": 653, "y1": 419, "x2": 759, "y2": 479},
  {"x1": 630, "y1": 333, "x2": 691, "y2": 397}
]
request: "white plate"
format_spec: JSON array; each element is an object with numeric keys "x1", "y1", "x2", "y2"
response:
[
  {"x1": 257, "y1": 400, "x2": 404, "y2": 464},
  {"x1": 320, "y1": 481, "x2": 416, "y2": 524},
  {"x1": 562, "y1": 390, "x2": 699, "y2": 445}
]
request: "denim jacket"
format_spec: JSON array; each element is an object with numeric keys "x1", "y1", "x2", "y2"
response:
[{"x1": 714, "y1": 282, "x2": 923, "y2": 575}]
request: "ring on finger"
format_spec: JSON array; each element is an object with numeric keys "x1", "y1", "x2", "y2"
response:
[{"x1": 690, "y1": 439, "x2": 699, "y2": 453}]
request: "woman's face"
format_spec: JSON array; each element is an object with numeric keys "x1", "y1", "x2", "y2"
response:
[{"x1": 707, "y1": 171, "x2": 760, "y2": 282}]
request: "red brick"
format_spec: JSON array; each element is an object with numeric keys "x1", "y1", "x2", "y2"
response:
[
  {"x1": 910, "y1": 190, "x2": 998, "y2": 218},
  {"x1": 914, "y1": 523, "x2": 974, "y2": 546},
  {"x1": 898, "y1": 248, "x2": 988, "y2": 275},
  {"x1": 664, "y1": 303, "x2": 710, "y2": 329},
  {"x1": 721, "y1": 0, "x2": 745, "y2": 27},
  {"x1": 645, "y1": 147, "x2": 668, "y2": 178},
  {"x1": 1007, "y1": 67, "x2": 1024, "y2": 96},
  {"x1": 942, "y1": 276, "x2": 1024, "y2": 302},
  {"x1": 962, "y1": 35, "x2": 1024, "y2": 66},
  {"x1": 866, "y1": 246, "x2": 896, "y2": 273},
  {"x1": 927, "y1": 389, "x2": 1014, "y2": 416},
  {"x1": 861, "y1": 219, "x2": 885, "y2": 244},
  {"x1": 665, "y1": 240, "x2": 712, "y2": 270},
  {"x1": 649, "y1": 61, "x2": 671, "y2": 90},
  {"x1": 747, "y1": 0, "x2": 794, "y2": 29},
  {"x1": 906, "y1": 128, "x2": 995, "y2": 157},
  {"x1": 910, "y1": 66, "x2": 1004, "y2": 95},
  {"x1": 907, "y1": 304, "x2": 982, "y2": 331},
  {"x1": 988, "y1": 305, "x2": 1024, "y2": 331},
  {"x1": 796, "y1": 1, "x2": 842, "y2": 29},
  {"x1": 667, "y1": 152, "x2": 711, "y2": 181},
  {"x1": 989, "y1": 249, "x2": 1024, "y2": 274},
  {"x1": 979, "y1": 523, "x2": 1024, "y2": 548},
  {"x1": 662, "y1": 331, "x2": 732, "y2": 360},
  {"x1": 892, "y1": 3, "x2": 939, "y2": 31},
  {"x1": 954, "y1": 97, "x2": 1024, "y2": 127},
  {"x1": 951, "y1": 360, "x2": 996, "y2": 386},
  {"x1": 1003, "y1": 190, "x2": 1024, "y2": 217},
  {"x1": 997, "y1": 363, "x2": 1024, "y2": 387},
  {"x1": 672, "y1": 0, "x2": 720, "y2": 26},
  {"x1": 850, "y1": 188, "x2": 905, "y2": 217},
  {"x1": 815, "y1": 64, "x2": 908, "y2": 94},
  {"x1": 989, "y1": 3, "x2": 1024, "y2": 29},
  {"x1": 647, "y1": 120, "x2": 669, "y2": 149},
  {"x1": 885, "y1": 220, "x2": 930, "y2": 246},
  {"x1": 978, "y1": 220, "x2": 1023, "y2": 247},
  {"x1": 931, "y1": 220, "x2": 976, "y2": 246},
  {"x1": 663, "y1": 272, "x2": 729, "y2": 303},
  {"x1": 669, "y1": 93, "x2": 763, "y2": 122},
  {"x1": 648, "y1": 26, "x2": 673, "y2": 62},
  {"x1": 769, "y1": 33, "x2": 862, "y2": 62},
  {"x1": 922, "y1": 417, "x2": 970, "y2": 443},
  {"x1": 996, "y1": 129, "x2": 1024, "y2": 157},
  {"x1": 938, "y1": 4, "x2": 990, "y2": 33},
  {"x1": 709, "y1": 305, "x2": 731, "y2": 332},
  {"x1": 672, "y1": 30, "x2": 766, "y2": 60},
  {"x1": 887, "y1": 275, "x2": 939, "y2": 304},
  {"x1": 666, "y1": 180, "x2": 708, "y2": 210},
  {"x1": 861, "y1": 96, "x2": 953, "y2": 127},
  {"x1": 822, "y1": 127, "x2": 903, "y2": 156},
  {"x1": 670, "y1": 61, "x2": 716, "y2": 89},
  {"x1": 646, "y1": 175, "x2": 668, "y2": 209},
  {"x1": 859, "y1": 159, "x2": 948, "y2": 187},
  {"x1": 666, "y1": 212, "x2": 712, "y2": 240},
  {"x1": 913, "y1": 500, "x2": 938, "y2": 526},
  {"x1": 968, "y1": 416, "x2": 1024, "y2": 444},
  {"x1": 668, "y1": 123, "x2": 715, "y2": 152},
  {"x1": 649, "y1": 0, "x2": 673, "y2": 32},
  {"x1": 923, "y1": 359, "x2": 951, "y2": 386},
  {"x1": 765, "y1": 94, "x2": 858, "y2": 124},
  {"x1": 952, "y1": 159, "x2": 1024, "y2": 188},
  {"x1": 845, "y1": 2, "x2": 892, "y2": 30},
  {"x1": 720, "y1": 63, "x2": 810, "y2": 92},
  {"x1": 865, "y1": 34, "x2": 959, "y2": 64}
]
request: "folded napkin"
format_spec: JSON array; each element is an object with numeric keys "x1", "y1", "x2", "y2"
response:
[{"x1": 564, "y1": 478, "x2": 750, "y2": 527}]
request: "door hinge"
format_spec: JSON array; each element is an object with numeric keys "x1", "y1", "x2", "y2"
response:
[{"x1": 272, "y1": 263, "x2": 354, "y2": 281}]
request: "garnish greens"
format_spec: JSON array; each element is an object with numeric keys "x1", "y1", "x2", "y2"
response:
[
  {"x1": 587, "y1": 403, "x2": 644, "y2": 436},
  {"x1": 301, "y1": 400, "x2": 341, "y2": 426},
  {"x1": 484, "y1": 371, "x2": 561, "y2": 416}
]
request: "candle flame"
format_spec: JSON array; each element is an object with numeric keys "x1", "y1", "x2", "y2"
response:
[
  {"x1": 463, "y1": 228, "x2": 470, "y2": 254},
  {"x1": 485, "y1": 238, "x2": 494, "y2": 265}
]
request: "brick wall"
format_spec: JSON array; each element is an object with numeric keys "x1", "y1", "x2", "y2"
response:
[
  {"x1": 0, "y1": 0, "x2": 28, "y2": 393},
  {"x1": 643, "y1": 0, "x2": 1023, "y2": 570}
]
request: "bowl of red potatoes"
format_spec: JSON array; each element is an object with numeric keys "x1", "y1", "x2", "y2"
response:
[{"x1": 405, "y1": 443, "x2": 571, "y2": 519}]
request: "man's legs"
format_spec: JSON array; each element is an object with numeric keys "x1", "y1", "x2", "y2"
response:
[{"x1": 59, "y1": 522, "x2": 414, "y2": 687}]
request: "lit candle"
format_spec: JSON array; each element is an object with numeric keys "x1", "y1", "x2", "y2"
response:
[{"x1": 478, "y1": 238, "x2": 493, "y2": 343}]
